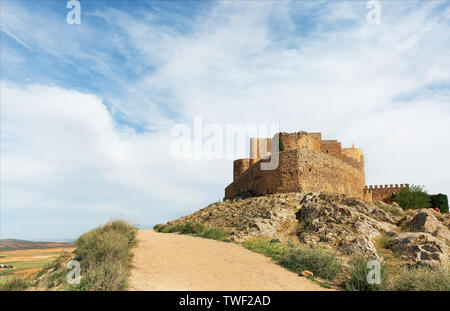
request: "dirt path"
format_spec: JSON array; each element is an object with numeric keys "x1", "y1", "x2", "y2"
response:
[{"x1": 130, "y1": 230, "x2": 330, "y2": 291}]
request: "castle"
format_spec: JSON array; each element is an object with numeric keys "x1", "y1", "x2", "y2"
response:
[{"x1": 225, "y1": 131, "x2": 408, "y2": 202}]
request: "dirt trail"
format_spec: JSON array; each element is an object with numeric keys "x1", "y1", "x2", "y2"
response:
[{"x1": 130, "y1": 230, "x2": 330, "y2": 291}]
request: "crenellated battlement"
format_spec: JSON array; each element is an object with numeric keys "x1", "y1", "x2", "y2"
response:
[
  {"x1": 364, "y1": 184, "x2": 408, "y2": 190},
  {"x1": 364, "y1": 184, "x2": 409, "y2": 203}
]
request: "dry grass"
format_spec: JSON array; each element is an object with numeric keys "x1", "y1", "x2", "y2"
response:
[
  {"x1": 72, "y1": 219, "x2": 138, "y2": 291},
  {"x1": 243, "y1": 238, "x2": 341, "y2": 282},
  {"x1": 0, "y1": 277, "x2": 30, "y2": 291},
  {"x1": 34, "y1": 219, "x2": 138, "y2": 291},
  {"x1": 389, "y1": 266, "x2": 450, "y2": 291}
]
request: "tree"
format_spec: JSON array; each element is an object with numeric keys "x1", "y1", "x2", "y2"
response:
[
  {"x1": 392, "y1": 185, "x2": 430, "y2": 211},
  {"x1": 429, "y1": 194, "x2": 449, "y2": 213}
]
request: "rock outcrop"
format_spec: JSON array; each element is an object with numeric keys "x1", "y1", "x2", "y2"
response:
[
  {"x1": 401, "y1": 209, "x2": 450, "y2": 243},
  {"x1": 168, "y1": 193, "x2": 303, "y2": 241},
  {"x1": 385, "y1": 232, "x2": 448, "y2": 266},
  {"x1": 297, "y1": 193, "x2": 397, "y2": 258},
  {"x1": 167, "y1": 192, "x2": 449, "y2": 266}
]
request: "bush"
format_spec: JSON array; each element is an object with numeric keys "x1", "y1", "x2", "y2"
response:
[
  {"x1": 345, "y1": 257, "x2": 389, "y2": 291},
  {"x1": 199, "y1": 228, "x2": 231, "y2": 242},
  {"x1": 390, "y1": 266, "x2": 450, "y2": 291},
  {"x1": 429, "y1": 194, "x2": 449, "y2": 213},
  {"x1": 392, "y1": 185, "x2": 430, "y2": 211},
  {"x1": 242, "y1": 238, "x2": 287, "y2": 260},
  {"x1": 154, "y1": 222, "x2": 230, "y2": 242},
  {"x1": 279, "y1": 247, "x2": 342, "y2": 281},
  {"x1": 72, "y1": 219, "x2": 138, "y2": 291},
  {"x1": 0, "y1": 278, "x2": 30, "y2": 291},
  {"x1": 153, "y1": 224, "x2": 164, "y2": 232}
]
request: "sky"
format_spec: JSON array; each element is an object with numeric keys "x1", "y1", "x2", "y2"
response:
[{"x1": 1, "y1": 0, "x2": 449, "y2": 241}]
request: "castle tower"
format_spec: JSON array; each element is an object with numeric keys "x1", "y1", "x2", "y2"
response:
[{"x1": 249, "y1": 138, "x2": 271, "y2": 166}]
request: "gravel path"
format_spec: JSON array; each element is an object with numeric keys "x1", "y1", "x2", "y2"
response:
[{"x1": 130, "y1": 230, "x2": 330, "y2": 291}]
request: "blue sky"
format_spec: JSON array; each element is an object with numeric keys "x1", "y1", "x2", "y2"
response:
[{"x1": 1, "y1": 0, "x2": 449, "y2": 240}]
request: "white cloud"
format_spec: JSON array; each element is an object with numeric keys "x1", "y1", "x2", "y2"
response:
[
  {"x1": 99, "y1": 0, "x2": 450, "y2": 192},
  {"x1": 1, "y1": 1, "x2": 449, "y2": 239},
  {"x1": 0, "y1": 82, "x2": 229, "y2": 239}
]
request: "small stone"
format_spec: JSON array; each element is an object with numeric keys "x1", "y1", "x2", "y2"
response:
[{"x1": 300, "y1": 270, "x2": 314, "y2": 277}]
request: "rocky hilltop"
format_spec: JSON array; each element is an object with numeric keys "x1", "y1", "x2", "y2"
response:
[{"x1": 168, "y1": 192, "x2": 450, "y2": 267}]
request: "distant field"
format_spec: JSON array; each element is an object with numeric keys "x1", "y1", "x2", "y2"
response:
[
  {"x1": 0, "y1": 248, "x2": 74, "y2": 282},
  {"x1": 0, "y1": 239, "x2": 74, "y2": 251}
]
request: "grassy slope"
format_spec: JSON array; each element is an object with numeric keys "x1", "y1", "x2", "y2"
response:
[{"x1": 1, "y1": 220, "x2": 138, "y2": 291}]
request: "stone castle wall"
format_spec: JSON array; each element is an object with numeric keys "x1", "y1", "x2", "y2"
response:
[
  {"x1": 225, "y1": 131, "x2": 405, "y2": 203},
  {"x1": 225, "y1": 145, "x2": 365, "y2": 200},
  {"x1": 363, "y1": 184, "x2": 409, "y2": 203}
]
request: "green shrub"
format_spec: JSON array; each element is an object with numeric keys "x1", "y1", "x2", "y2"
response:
[
  {"x1": 0, "y1": 278, "x2": 31, "y2": 291},
  {"x1": 242, "y1": 238, "x2": 287, "y2": 260},
  {"x1": 154, "y1": 222, "x2": 230, "y2": 242},
  {"x1": 279, "y1": 247, "x2": 342, "y2": 281},
  {"x1": 199, "y1": 228, "x2": 230, "y2": 242},
  {"x1": 178, "y1": 222, "x2": 194, "y2": 234},
  {"x1": 429, "y1": 194, "x2": 449, "y2": 213},
  {"x1": 153, "y1": 224, "x2": 162, "y2": 232},
  {"x1": 390, "y1": 266, "x2": 450, "y2": 291},
  {"x1": 392, "y1": 185, "x2": 430, "y2": 211},
  {"x1": 345, "y1": 257, "x2": 389, "y2": 291},
  {"x1": 72, "y1": 219, "x2": 137, "y2": 291}
]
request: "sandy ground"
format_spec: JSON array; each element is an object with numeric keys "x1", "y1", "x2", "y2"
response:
[{"x1": 130, "y1": 230, "x2": 330, "y2": 291}]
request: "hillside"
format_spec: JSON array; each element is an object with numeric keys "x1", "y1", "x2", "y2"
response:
[
  {"x1": 0, "y1": 239, "x2": 74, "y2": 251},
  {"x1": 162, "y1": 192, "x2": 450, "y2": 289}
]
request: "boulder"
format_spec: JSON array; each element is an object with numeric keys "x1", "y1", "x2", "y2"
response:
[
  {"x1": 385, "y1": 232, "x2": 448, "y2": 266},
  {"x1": 404, "y1": 209, "x2": 450, "y2": 242},
  {"x1": 300, "y1": 270, "x2": 314, "y2": 277},
  {"x1": 298, "y1": 193, "x2": 396, "y2": 257}
]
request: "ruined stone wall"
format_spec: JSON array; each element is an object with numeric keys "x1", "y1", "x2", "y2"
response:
[
  {"x1": 320, "y1": 140, "x2": 342, "y2": 159},
  {"x1": 341, "y1": 148, "x2": 365, "y2": 177},
  {"x1": 294, "y1": 149, "x2": 365, "y2": 199},
  {"x1": 233, "y1": 158, "x2": 250, "y2": 182},
  {"x1": 363, "y1": 184, "x2": 409, "y2": 203},
  {"x1": 225, "y1": 149, "x2": 365, "y2": 200},
  {"x1": 279, "y1": 132, "x2": 321, "y2": 152},
  {"x1": 225, "y1": 158, "x2": 282, "y2": 199},
  {"x1": 363, "y1": 189, "x2": 373, "y2": 202},
  {"x1": 250, "y1": 138, "x2": 272, "y2": 166},
  {"x1": 308, "y1": 132, "x2": 323, "y2": 142}
]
